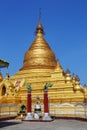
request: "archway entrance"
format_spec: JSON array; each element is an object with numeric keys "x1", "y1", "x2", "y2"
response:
[{"x1": 2, "y1": 86, "x2": 6, "y2": 96}]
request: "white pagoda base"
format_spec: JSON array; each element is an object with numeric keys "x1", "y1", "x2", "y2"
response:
[
  {"x1": 25, "y1": 113, "x2": 34, "y2": 120},
  {"x1": 42, "y1": 113, "x2": 52, "y2": 120}
]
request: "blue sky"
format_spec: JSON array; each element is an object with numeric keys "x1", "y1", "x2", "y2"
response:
[{"x1": 0, "y1": 0, "x2": 87, "y2": 85}]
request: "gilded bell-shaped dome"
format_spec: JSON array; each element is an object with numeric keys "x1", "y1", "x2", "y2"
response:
[{"x1": 20, "y1": 22, "x2": 57, "y2": 70}]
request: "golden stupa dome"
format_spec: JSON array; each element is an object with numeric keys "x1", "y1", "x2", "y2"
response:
[{"x1": 21, "y1": 22, "x2": 57, "y2": 70}]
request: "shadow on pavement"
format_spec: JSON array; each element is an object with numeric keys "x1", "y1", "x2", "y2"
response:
[{"x1": 0, "y1": 121, "x2": 21, "y2": 128}]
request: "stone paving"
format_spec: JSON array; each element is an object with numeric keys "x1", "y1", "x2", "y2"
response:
[{"x1": 0, "y1": 119, "x2": 87, "y2": 130}]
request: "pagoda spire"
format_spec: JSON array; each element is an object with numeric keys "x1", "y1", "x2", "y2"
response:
[
  {"x1": 20, "y1": 11, "x2": 57, "y2": 70},
  {"x1": 35, "y1": 9, "x2": 44, "y2": 35}
]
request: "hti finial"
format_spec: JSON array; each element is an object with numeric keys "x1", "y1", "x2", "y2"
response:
[
  {"x1": 35, "y1": 9, "x2": 44, "y2": 35},
  {"x1": 39, "y1": 8, "x2": 41, "y2": 22}
]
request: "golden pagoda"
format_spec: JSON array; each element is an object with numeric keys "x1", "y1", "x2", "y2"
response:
[{"x1": 0, "y1": 21, "x2": 87, "y2": 117}]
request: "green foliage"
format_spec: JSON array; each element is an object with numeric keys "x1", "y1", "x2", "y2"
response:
[
  {"x1": 20, "y1": 105, "x2": 26, "y2": 112},
  {"x1": 25, "y1": 83, "x2": 31, "y2": 92},
  {"x1": 44, "y1": 83, "x2": 53, "y2": 90}
]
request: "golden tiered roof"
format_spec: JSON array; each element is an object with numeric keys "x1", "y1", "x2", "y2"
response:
[{"x1": 21, "y1": 22, "x2": 57, "y2": 70}]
